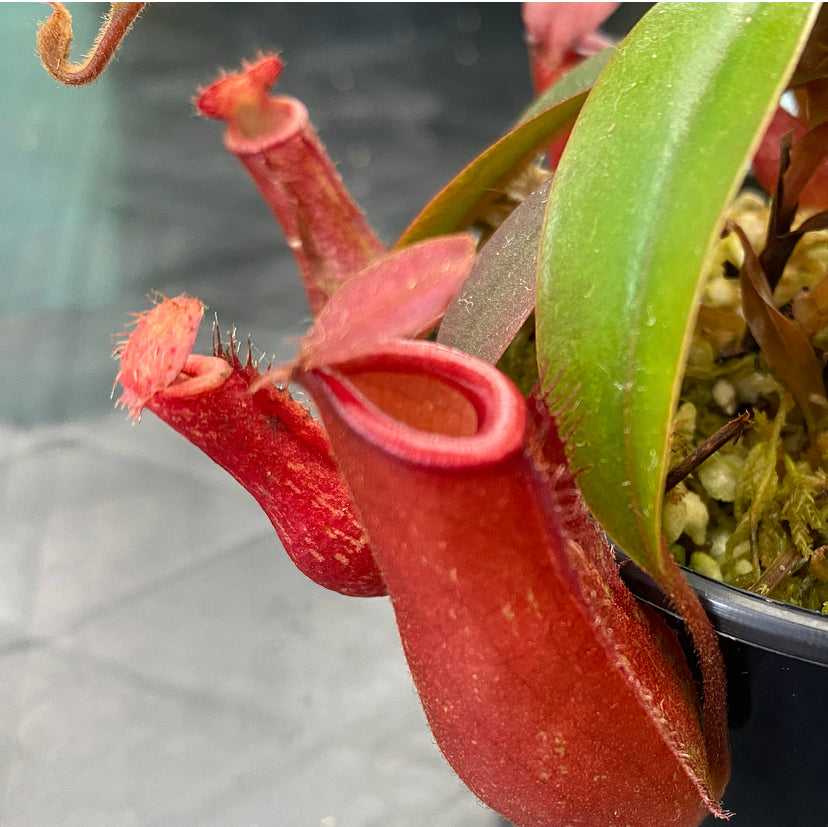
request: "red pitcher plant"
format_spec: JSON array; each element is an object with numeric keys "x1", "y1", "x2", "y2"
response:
[{"x1": 37, "y1": 3, "x2": 828, "y2": 825}]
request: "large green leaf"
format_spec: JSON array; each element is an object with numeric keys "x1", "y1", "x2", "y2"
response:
[
  {"x1": 395, "y1": 49, "x2": 613, "y2": 249},
  {"x1": 536, "y1": 3, "x2": 818, "y2": 579}
]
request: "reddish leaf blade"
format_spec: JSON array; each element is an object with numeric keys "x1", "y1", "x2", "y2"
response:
[
  {"x1": 297, "y1": 234, "x2": 476, "y2": 371},
  {"x1": 300, "y1": 340, "x2": 722, "y2": 827},
  {"x1": 790, "y1": 6, "x2": 828, "y2": 124},
  {"x1": 438, "y1": 181, "x2": 551, "y2": 363}
]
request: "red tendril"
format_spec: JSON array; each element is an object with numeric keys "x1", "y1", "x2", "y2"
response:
[{"x1": 36, "y1": 2, "x2": 145, "y2": 86}]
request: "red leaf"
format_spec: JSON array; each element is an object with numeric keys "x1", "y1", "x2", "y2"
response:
[
  {"x1": 297, "y1": 234, "x2": 476, "y2": 371},
  {"x1": 299, "y1": 339, "x2": 726, "y2": 827}
]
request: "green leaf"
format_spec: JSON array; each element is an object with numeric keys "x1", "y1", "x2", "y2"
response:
[
  {"x1": 536, "y1": 3, "x2": 818, "y2": 579},
  {"x1": 395, "y1": 49, "x2": 613, "y2": 249}
]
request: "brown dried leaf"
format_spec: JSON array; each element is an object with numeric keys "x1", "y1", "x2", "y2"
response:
[{"x1": 731, "y1": 222, "x2": 827, "y2": 430}]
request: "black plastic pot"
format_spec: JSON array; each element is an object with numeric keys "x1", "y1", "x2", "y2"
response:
[{"x1": 619, "y1": 558, "x2": 828, "y2": 826}]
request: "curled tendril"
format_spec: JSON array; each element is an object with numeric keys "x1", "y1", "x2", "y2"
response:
[{"x1": 36, "y1": 2, "x2": 145, "y2": 86}]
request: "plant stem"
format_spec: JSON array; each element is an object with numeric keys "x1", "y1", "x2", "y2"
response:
[
  {"x1": 37, "y1": 2, "x2": 144, "y2": 86},
  {"x1": 665, "y1": 411, "x2": 751, "y2": 492},
  {"x1": 749, "y1": 545, "x2": 804, "y2": 595}
]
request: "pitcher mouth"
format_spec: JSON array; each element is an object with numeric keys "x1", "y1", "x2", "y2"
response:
[{"x1": 302, "y1": 339, "x2": 527, "y2": 470}]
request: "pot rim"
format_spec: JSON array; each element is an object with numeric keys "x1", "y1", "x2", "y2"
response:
[{"x1": 616, "y1": 550, "x2": 828, "y2": 667}]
